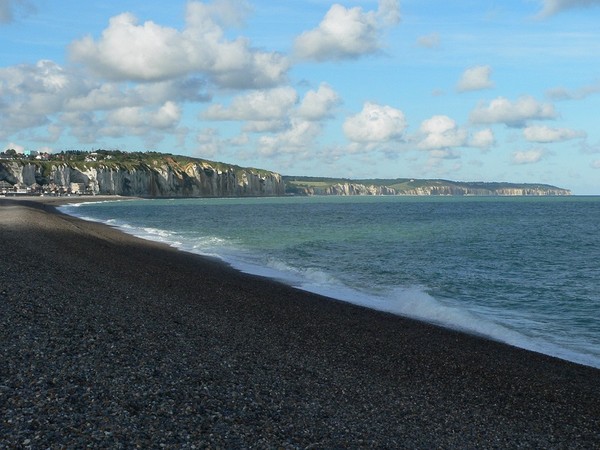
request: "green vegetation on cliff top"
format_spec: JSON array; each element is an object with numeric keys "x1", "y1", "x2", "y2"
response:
[
  {"x1": 1, "y1": 150, "x2": 274, "y2": 177},
  {"x1": 283, "y1": 176, "x2": 569, "y2": 193}
]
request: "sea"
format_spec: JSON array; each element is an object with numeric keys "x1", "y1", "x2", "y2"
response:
[{"x1": 60, "y1": 196, "x2": 600, "y2": 369}]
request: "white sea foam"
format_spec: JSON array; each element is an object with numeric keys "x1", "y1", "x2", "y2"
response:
[{"x1": 207, "y1": 254, "x2": 600, "y2": 368}]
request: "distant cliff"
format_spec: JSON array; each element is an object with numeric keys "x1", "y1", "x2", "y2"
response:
[
  {"x1": 0, "y1": 154, "x2": 284, "y2": 197},
  {"x1": 284, "y1": 177, "x2": 571, "y2": 196}
]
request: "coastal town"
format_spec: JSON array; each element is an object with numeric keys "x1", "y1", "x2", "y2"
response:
[{"x1": 0, "y1": 148, "x2": 110, "y2": 196}]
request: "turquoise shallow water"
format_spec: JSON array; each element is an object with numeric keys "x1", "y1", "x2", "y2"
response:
[{"x1": 62, "y1": 196, "x2": 600, "y2": 368}]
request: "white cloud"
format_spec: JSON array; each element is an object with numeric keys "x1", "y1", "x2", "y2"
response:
[
  {"x1": 0, "y1": 57, "x2": 209, "y2": 145},
  {"x1": 546, "y1": 82, "x2": 600, "y2": 100},
  {"x1": 0, "y1": 60, "x2": 76, "y2": 111},
  {"x1": 65, "y1": 82, "x2": 138, "y2": 112},
  {"x1": 151, "y1": 101, "x2": 182, "y2": 129},
  {"x1": 96, "y1": 101, "x2": 182, "y2": 144},
  {"x1": 470, "y1": 96, "x2": 557, "y2": 127},
  {"x1": 205, "y1": 84, "x2": 341, "y2": 132},
  {"x1": 106, "y1": 101, "x2": 181, "y2": 130},
  {"x1": 297, "y1": 83, "x2": 341, "y2": 121},
  {"x1": 28, "y1": 123, "x2": 63, "y2": 143},
  {"x1": 258, "y1": 119, "x2": 321, "y2": 156},
  {"x1": 523, "y1": 125, "x2": 586, "y2": 142},
  {"x1": 457, "y1": 65, "x2": 494, "y2": 92},
  {"x1": 69, "y1": 1, "x2": 289, "y2": 89},
  {"x1": 135, "y1": 78, "x2": 211, "y2": 104},
  {"x1": 195, "y1": 128, "x2": 221, "y2": 158},
  {"x1": 294, "y1": 0, "x2": 400, "y2": 61},
  {"x1": 0, "y1": 60, "x2": 86, "y2": 138},
  {"x1": 377, "y1": 0, "x2": 401, "y2": 26},
  {"x1": 537, "y1": 0, "x2": 600, "y2": 18},
  {"x1": 242, "y1": 120, "x2": 287, "y2": 133},
  {"x1": 511, "y1": 148, "x2": 546, "y2": 164},
  {"x1": 469, "y1": 128, "x2": 495, "y2": 150},
  {"x1": 416, "y1": 32, "x2": 440, "y2": 49},
  {"x1": 202, "y1": 87, "x2": 298, "y2": 121},
  {"x1": 428, "y1": 149, "x2": 461, "y2": 160},
  {"x1": 66, "y1": 77, "x2": 210, "y2": 113},
  {"x1": 203, "y1": 0, "x2": 252, "y2": 27},
  {"x1": 418, "y1": 115, "x2": 468, "y2": 150},
  {"x1": 227, "y1": 133, "x2": 250, "y2": 146},
  {"x1": 343, "y1": 102, "x2": 407, "y2": 144},
  {"x1": 591, "y1": 159, "x2": 600, "y2": 169}
]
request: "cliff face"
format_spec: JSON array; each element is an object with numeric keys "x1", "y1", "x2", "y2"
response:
[
  {"x1": 298, "y1": 183, "x2": 397, "y2": 196},
  {"x1": 0, "y1": 160, "x2": 285, "y2": 197},
  {"x1": 287, "y1": 181, "x2": 571, "y2": 197},
  {"x1": 392, "y1": 186, "x2": 571, "y2": 196}
]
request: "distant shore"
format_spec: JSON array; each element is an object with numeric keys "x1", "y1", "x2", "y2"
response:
[{"x1": 1, "y1": 196, "x2": 599, "y2": 448}]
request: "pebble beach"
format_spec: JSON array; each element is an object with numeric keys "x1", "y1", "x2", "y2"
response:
[{"x1": 1, "y1": 197, "x2": 599, "y2": 448}]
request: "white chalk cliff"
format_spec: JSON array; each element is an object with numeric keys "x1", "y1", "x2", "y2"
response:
[{"x1": 0, "y1": 158, "x2": 284, "y2": 197}]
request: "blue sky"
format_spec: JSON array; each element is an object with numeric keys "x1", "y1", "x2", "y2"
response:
[{"x1": 1, "y1": 0, "x2": 600, "y2": 193}]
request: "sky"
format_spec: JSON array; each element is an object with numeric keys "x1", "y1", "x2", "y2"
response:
[{"x1": 1, "y1": 0, "x2": 600, "y2": 193}]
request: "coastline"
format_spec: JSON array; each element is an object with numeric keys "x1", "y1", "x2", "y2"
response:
[{"x1": 1, "y1": 197, "x2": 599, "y2": 447}]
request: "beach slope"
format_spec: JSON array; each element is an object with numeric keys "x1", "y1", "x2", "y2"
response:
[{"x1": 1, "y1": 198, "x2": 598, "y2": 448}]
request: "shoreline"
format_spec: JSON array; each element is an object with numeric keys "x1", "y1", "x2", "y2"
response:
[
  {"x1": 57, "y1": 195, "x2": 599, "y2": 370},
  {"x1": 1, "y1": 197, "x2": 599, "y2": 447}
]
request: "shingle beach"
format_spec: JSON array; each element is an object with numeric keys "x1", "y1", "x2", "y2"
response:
[{"x1": 1, "y1": 197, "x2": 599, "y2": 448}]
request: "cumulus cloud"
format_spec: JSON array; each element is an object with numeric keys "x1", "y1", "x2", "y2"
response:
[
  {"x1": 469, "y1": 128, "x2": 495, "y2": 150},
  {"x1": 537, "y1": 0, "x2": 600, "y2": 18},
  {"x1": 258, "y1": 119, "x2": 322, "y2": 156},
  {"x1": 203, "y1": 84, "x2": 341, "y2": 135},
  {"x1": 418, "y1": 115, "x2": 468, "y2": 150},
  {"x1": 242, "y1": 120, "x2": 287, "y2": 133},
  {"x1": 66, "y1": 77, "x2": 210, "y2": 113},
  {"x1": 0, "y1": 60, "x2": 76, "y2": 111},
  {"x1": 416, "y1": 32, "x2": 440, "y2": 49},
  {"x1": 470, "y1": 96, "x2": 557, "y2": 127},
  {"x1": 297, "y1": 83, "x2": 341, "y2": 121},
  {"x1": 343, "y1": 102, "x2": 407, "y2": 145},
  {"x1": 195, "y1": 128, "x2": 221, "y2": 158},
  {"x1": 202, "y1": 87, "x2": 298, "y2": 122},
  {"x1": 523, "y1": 125, "x2": 586, "y2": 142},
  {"x1": 227, "y1": 133, "x2": 250, "y2": 146},
  {"x1": 59, "y1": 111, "x2": 99, "y2": 143},
  {"x1": 546, "y1": 82, "x2": 600, "y2": 100},
  {"x1": 511, "y1": 148, "x2": 546, "y2": 164},
  {"x1": 0, "y1": 60, "x2": 84, "y2": 137},
  {"x1": 457, "y1": 65, "x2": 494, "y2": 92},
  {"x1": 294, "y1": 0, "x2": 400, "y2": 61},
  {"x1": 427, "y1": 149, "x2": 461, "y2": 161},
  {"x1": 0, "y1": 58, "x2": 202, "y2": 143},
  {"x1": 377, "y1": 0, "x2": 401, "y2": 26},
  {"x1": 105, "y1": 101, "x2": 181, "y2": 134},
  {"x1": 64, "y1": 82, "x2": 140, "y2": 112},
  {"x1": 69, "y1": 1, "x2": 289, "y2": 88}
]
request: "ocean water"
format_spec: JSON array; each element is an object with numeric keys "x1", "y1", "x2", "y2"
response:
[{"x1": 61, "y1": 196, "x2": 600, "y2": 369}]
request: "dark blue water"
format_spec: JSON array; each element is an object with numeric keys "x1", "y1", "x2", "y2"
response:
[{"x1": 62, "y1": 196, "x2": 600, "y2": 368}]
